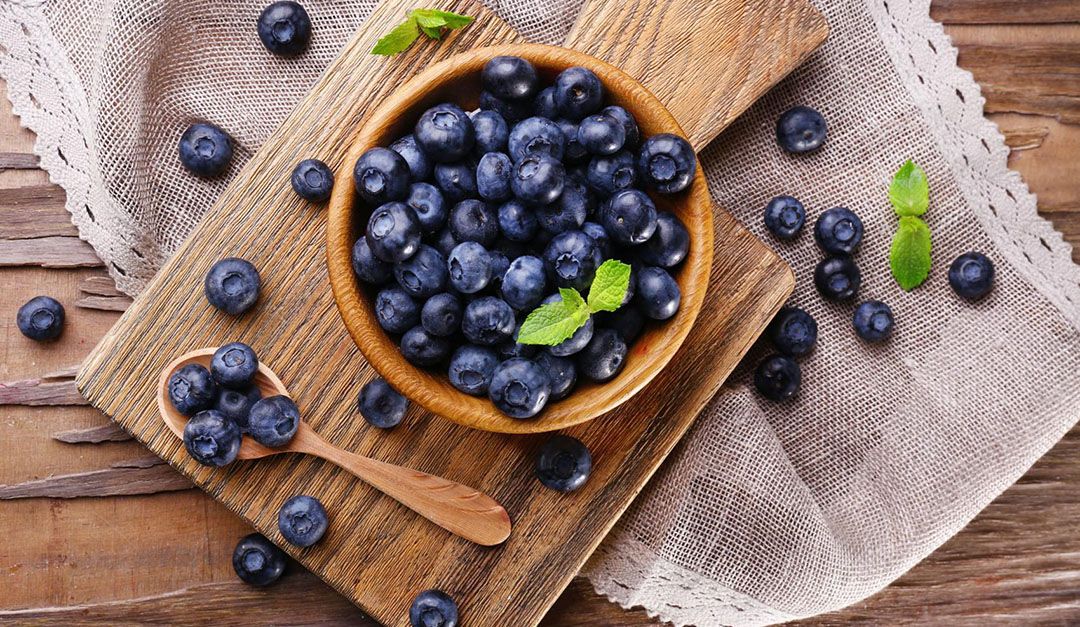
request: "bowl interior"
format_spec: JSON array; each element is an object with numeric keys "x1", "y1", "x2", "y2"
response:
[{"x1": 327, "y1": 44, "x2": 713, "y2": 434}]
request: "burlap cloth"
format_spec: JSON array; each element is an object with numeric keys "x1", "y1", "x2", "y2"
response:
[{"x1": 4, "y1": 0, "x2": 1079, "y2": 624}]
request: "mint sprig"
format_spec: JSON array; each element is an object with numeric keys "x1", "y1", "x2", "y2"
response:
[
  {"x1": 518, "y1": 260, "x2": 632, "y2": 346},
  {"x1": 889, "y1": 159, "x2": 929, "y2": 216},
  {"x1": 371, "y1": 9, "x2": 474, "y2": 56},
  {"x1": 888, "y1": 160, "x2": 932, "y2": 290}
]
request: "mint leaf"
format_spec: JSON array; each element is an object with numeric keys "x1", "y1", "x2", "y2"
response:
[
  {"x1": 372, "y1": 9, "x2": 473, "y2": 56},
  {"x1": 371, "y1": 17, "x2": 420, "y2": 55},
  {"x1": 419, "y1": 24, "x2": 442, "y2": 39},
  {"x1": 412, "y1": 9, "x2": 474, "y2": 29},
  {"x1": 889, "y1": 160, "x2": 929, "y2": 217},
  {"x1": 890, "y1": 215, "x2": 932, "y2": 290},
  {"x1": 587, "y1": 259, "x2": 632, "y2": 312},
  {"x1": 559, "y1": 287, "x2": 586, "y2": 311},
  {"x1": 518, "y1": 293, "x2": 590, "y2": 346}
]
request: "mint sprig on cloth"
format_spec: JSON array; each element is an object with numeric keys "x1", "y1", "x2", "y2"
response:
[
  {"x1": 518, "y1": 260, "x2": 632, "y2": 346},
  {"x1": 888, "y1": 160, "x2": 932, "y2": 290}
]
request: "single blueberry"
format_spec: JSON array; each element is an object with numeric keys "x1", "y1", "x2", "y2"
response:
[
  {"x1": 636, "y1": 133, "x2": 696, "y2": 194},
  {"x1": 290, "y1": 159, "x2": 333, "y2": 202},
  {"x1": 394, "y1": 245, "x2": 447, "y2": 299},
  {"x1": 374, "y1": 286, "x2": 421, "y2": 334},
  {"x1": 358, "y1": 377, "x2": 408, "y2": 428},
  {"x1": 533, "y1": 352, "x2": 577, "y2": 401},
  {"x1": 421, "y1": 292, "x2": 463, "y2": 337},
  {"x1": 448, "y1": 344, "x2": 500, "y2": 396},
  {"x1": 183, "y1": 409, "x2": 241, "y2": 466},
  {"x1": 278, "y1": 495, "x2": 328, "y2": 547},
  {"x1": 814, "y1": 255, "x2": 861, "y2": 301},
  {"x1": 496, "y1": 322, "x2": 540, "y2": 361},
  {"x1": 401, "y1": 325, "x2": 454, "y2": 367},
  {"x1": 233, "y1": 533, "x2": 286, "y2": 586},
  {"x1": 16, "y1": 295, "x2": 64, "y2": 341},
  {"x1": 603, "y1": 189, "x2": 658, "y2": 245},
  {"x1": 476, "y1": 152, "x2": 513, "y2": 202},
  {"x1": 211, "y1": 342, "x2": 259, "y2": 388},
  {"x1": 598, "y1": 305, "x2": 646, "y2": 343},
  {"x1": 754, "y1": 354, "x2": 801, "y2": 401},
  {"x1": 353, "y1": 147, "x2": 410, "y2": 205},
  {"x1": 448, "y1": 199, "x2": 498, "y2": 246},
  {"x1": 536, "y1": 179, "x2": 590, "y2": 234},
  {"x1": 179, "y1": 123, "x2": 233, "y2": 178},
  {"x1": 554, "y1": 66, "x2": 603, "y2": 121},
  {"x1": 247, "y1": 395, "x2": 300, "y2": 448},
  {"x1": 169, "y1": 363, "x2": 217, "y2": 416},
  {"x1": 215, "y1": 385, "x2": 261, "y2": 432},
  {"x1": 489, "y1": 358, "x2": 551, "y2": 418},
  {"x1": 507, "y1": 117, "x2": 565, "y2": 164},
  {"x1": 415, "y1": 103, "x2": 475, "y2": 162},
  {"x1": 853, "y1": 300, "x2": 895, "y2": 342},
  {"x1": 535, "y1": 435, "x2": 591, "y2": 492},
  {"x1": 948, "y1": 251, "x2": 995, "y2": 299},
  {"x1": 601, "y1": 105, "x2": 640, "y2": 148},
  {"x1": 352, "y1": 236, "x2": 394, "y2": 285},
  {"x1": 578, "y1": 114, "x2": 626, "y2": 155},
  {"x1": 409, "y1": 589, "x2": 459, "y2": 627},
  {"x1": 638, "y1": 212, "x2": 690, "y2": 267},
  {"x1": 585, "y1": 149, "x2": 636, "y2": 197},
  {"x1": 776, "y1": 105, "x2": 827, "y2": 153},
  {"x1": 764, "y1": 195, "x2": 806, "y2": 240},
  {"x1": 635, "y1": 266, "x2": 680, "y2": 320},
  {"x1": 555, "y1": 118, "x2": 589, "y2": 165},
  {"x1": 433, "y1": 160, "x2": 479, "y2": 202},
  {"x1": 431, "y1": 227, "x2": 458, "y2": 258},
  {"x1": 814, "y1": 207, "x2": 864, "y2": 255},
  {"x1": 533, "y1": 86, "x2": 559, "y2": 119},
  {"x1": 581, "y1": 221, "x2": 611, "y2": 258},
  {"x1": 482, "y1": 55, "x2": 539, "y2": 101},
  {"x1": 447, "y1": 241, "x2": 493, "y2": 294},
  {"x1": 257, "y1": 1, "x2": 311, "y2": 56},
  {"x1": 479, "y1": 91, "x2": 533, "y2": 125},
  {"x1": 512, "y1": 154, "x2": 566, "y2": 205},
  {"x1": 205, "y1": 257, "x2": 261, "y2": 315},
  {"x1": 462, "y1": 296, "x2": 516, "y2": 345},
  {"x1": 390, "y1": 134, "x2": 433, "y2": 182},
  {"x1": 497, "y1": 199, "x2": 538, "y2": 242},
  {"x1": 471, "y1": 110, "x2": 510, "y2": 155},
  {"x1": 767, "y1": 307, "x2": 817, "y2": 357},
  {"x1": 577, "y1": 327, "x2": 628, "y2": 382},
  {"x1": 501, "y1": 255, "x2": 546, "y2": 311},
  {"x1": 406, "y1": 183, "x2": 447, "y2": 235},
  {"x1": 542, "y1": 230, "x2": 601, "y2": 291},
  {"x1": 367, "y1": 201, "x2": 422, "y2": 263}
]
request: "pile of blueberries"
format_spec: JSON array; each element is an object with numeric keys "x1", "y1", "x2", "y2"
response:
[{"x1": 350, "y1": 54, "x2": 695, "y2": 419}]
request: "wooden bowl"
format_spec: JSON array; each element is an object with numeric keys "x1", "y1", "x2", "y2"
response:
[{"x1": 327, "y1": 44, "x2": 714, "y2": 434}]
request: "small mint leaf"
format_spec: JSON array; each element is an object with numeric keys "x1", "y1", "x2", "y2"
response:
[
  {"x1": 587, "y1": 259, "x2": 632, "y2": 313},
  {"x1": 890, "y1": 215, "x2": 932, "y2": 290},
  {"x1": 419, "y1": 24, "x2": 442, "y2": 39},
  {"x1": 412, "y1": 9, "x2": 474, "y2": 29},
  {"x1": 518, "y1": 293, "x2": 590, "y2": 346},
  {"x1": 889, "y1": 159, "x2": 929, "y2": 217},
  {"x1": 412, "y1": 11, "x2": 448, "y2": 29},
  {"x1": 559, "y1": 287, "x2": 586, "y2": 311},
  {"x1": 371, "y1": 17, "x2": 420, "y2": 55}
]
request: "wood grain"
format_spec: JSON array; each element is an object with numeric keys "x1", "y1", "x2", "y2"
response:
[
  {"x1": 0, "y1": 456, "x2": 192, "y2": 499},
  {"x1": 931, "y1": 0, "x2": 1080, "y2": 25},
  {"x1": 52, "y1": 423, "x2": 132, "y2": 444},
  {"x1": 0, "y1": 366, "x2": 85, "y2": 406}
]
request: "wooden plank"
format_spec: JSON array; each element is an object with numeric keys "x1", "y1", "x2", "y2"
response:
[
  {"x1": 52, "y1": 423, "x2": 133, "y2": 444},
  {"x1": 0, "y1": 184, "x2": 73, "y2": 238},
  {"x1": 931, "y1": 0, "x2": 1080, "y2": 25},
  {"x1": 0, "y1": 364, "x2": 86, "y2": 406},
  {"x1": 0, "y1": 457, "x2": 192, "y2": 499},
  {"x1": 0, "y1": 236, "x2": 102, "y2": 267},
  {"x1": 0, "y1": 151, "x2": 39, "y2": 171}
]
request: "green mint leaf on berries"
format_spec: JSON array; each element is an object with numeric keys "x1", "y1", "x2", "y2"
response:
[
  {"x1": 587, "y1": 259, "x2": 632, "y2": 312},
  {"x1": 889, "y1": 159, "x2": 929, "y2": 217},
  {"x1": 890, "y1": 215, "x2": 932, "y2": 290},
  {"x1": 371, "y1": 9, "x2": 473, "y2": 55},
  {"x1": 518, "y1": 260, "x2": 633, "y2": 345}
]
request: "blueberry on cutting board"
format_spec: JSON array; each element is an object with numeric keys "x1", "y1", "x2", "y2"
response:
[
  {"x1": 278, "y1": 495, "x2": 328, "y2": 547},
  {"x1": 205, "y1": 257, "x2": 261, "y2": 315},
  {"x1": 536, "y1": 435, "x2": 592, "y2": 493},
  {"x1": 290, "y1": 158, "x2": 333, "y2": 202},
  {"x1": 409, "y1": 589, "x2": 459, "y2": 627},
  {"x1": 358, "y1": 377, "x2": 408, "y2": 428}
]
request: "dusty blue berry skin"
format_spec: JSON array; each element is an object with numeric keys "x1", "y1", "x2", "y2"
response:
[
  {"x1": 290, "y1": 159, "x2": 333, "y2": 202},
  {"x1": 393, "y1": 245, "x2": 447, "y2": 299},
  {"x1": 603, "y1": 189, "x2": 658, "y2": 245},
  {"x1": 507, "y1": 116, "x2": 565, "y2": 163},
  {"x1": 431, "y1": 227, "x2": 459, "y2": 258},
  {"x1": 233, "y1": 533, "x2": 286, "y2": 586},
  {"x1": 497, "y1": 199, "x2": 538, "y2": 242},
  {"x1": 555, "y1": 66, "x2": 604, "y2": 121},
  {"x1": 278, "y1": 495, "x2": 328, "y2": 548},
  {"x1": 16, "y1": 295, "x2": 65, "y2": 341},
  {"x1": 764, "y1": 195, "x2": 806, "y2": 240},
  {"x1": 512, "y1": 154, "x2": 565, "y2": 205},
  {"x1": 169, "y1": 364, "x2": 217, "y2": 416},
  {"x1": 448, "y1": 199, "x2": 498, "y2": 246},
  {"x1": 409, "y1": 589, "x2": 459, "y2": 627},
  {"x1": 776, "y1": 105, "x2": 827, "y2": 153},
  {"x1": 351, "y1": 236, "x2": 393, "y2": 285},
  {"x1": 534, "y1": 352, "x2": 577, "y2": 400},
  {"x1": 183, "y1": 409, "x2": 241, "y2": 466},
  {"x1": 487, "y1": 250, "x2": 510, "y2": 290},
  {"x1": 535, "y1": 435, "x2": 592, "y2": 492},
  {"x1": 578, "y1": 114, "x2": 626, "y2": 155},
  {"x1": 949, "y1": 252, "x2": 995, "y2": 299},
  {"x1": 248, "y1": 395, "x2": 300, "y2": 448},
  {"x1": 598, "y1": 305, "x2": 646, "y2": 343},
  {"x1": 257, "y1": 1, "x2": 311, "y2": 56},
  {"x1": 179, "y1": 123, "x2": 233, "y2": 177},
  {"x1": 353, "y1": 147, "x2": 411, "y2": 205},
  {"x1": 358, "y1": 377, "x2": 408, "y2": 428},
  {"x1": 543, "y1": 230, "x2": 601, "y2": 291},
  {"x1": 636, "y1": 133, "x2": 696, "y2": 194},
  {"x1": 211, "y1": 342, "x2": 259, "y2": 388},
  {"x1": 367, "y1": 201, "x2": 421, "y2": 263},
  {"x1": 462, "y1": 296, "x2": 516, "y2": 346},
  {"x1": 390, "y1": 134, "x2": 432, "y2": 181},
  {"x1": 546, "y1": 304, "x2": 593, "y2": 357},
  {"x1": 405, "y1": 182, "x2": 447, "y2": 235},
  {"x1": 768, "y1": 307, "x2": 818, "y2": 357},
  {"x1": 501, "y1": 255, "x2": 546, "y2": 311},
  {"x1": 421, "y1": 292, "x2": 463, "y2": 337},
  {"x1": 471, "y1": 110, "x2": 510, "y2": 155},
  {"x1": 853, "y1": 300, "x2": 895, "y2": 342},
  {"x1": 489, "y1": 358, "x2": 551, "y2": 418},
  {"x1": 482, "y1": 55, "x2": 539, "y2": 101},
  {"x1": 205, "y1": 257, "x2": 261, "y2": 315},
  {"x1": 580, "y1": 221, "x2": 611, "y2": 258},
  {"x1": 814, "y1": 207, "x2": 864, "y2": 255},
  {"x1": 448, "y1": 344, "x2": 500, "y2": 395},
  {"x1": 635, "y1": 266, "x2": 680, "y2": 320},
  {"x1": 556, "y1": 118, "x2": 589, "y2": 164},
  {"x1": 447, "y1": 241, "x2": 492, "y2": 294},
  {"x1": 638, "y1": 212, "x2": 690, "y2": 267},
  {"x1": 533, "y1": 86, "x2": 559, "y2": 119},
  {"x1": 601, "y1": 105, "x2": 640, "y2": 148},
  {"x1": 754, "y1": 354, "x2": 801, "y2": 401},
  {"x1": 586, "y1": 149, "x2": 636, "y2": 197},
  {"x1": 401, "y1": 325, "x2": 454, "y2": 366},
  {"x1": 537, "y1": 178, "x2": 592, "y2": 234},
  {"x1": 433, "y1": 160, "x2": 478, "y2": 202},
  {"x1": 476, "y1": 152, "x2": 513, "y2": 202},
  {"x1": 415, "y1": 103, "x2": 475, "y2": 162},
  {"x1": 215, "y1": 386, "x2": 261, "y2": 431},
  {"x1": 577, "y1": 327, "x2": 628, "y2": 382},
  {"x1": 375, "y1": 286, "x2": 421, "y2": 334},
  {"x1": 479, "y1": 91, "x2": 532, "y2": 124},
  {"x1": 814, "y1": 255, "x2": 861, "y2": 301}
]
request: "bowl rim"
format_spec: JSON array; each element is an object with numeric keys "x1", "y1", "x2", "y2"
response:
[{"x1": 326, "y1": 43, "x2": 714, "y2": 434}]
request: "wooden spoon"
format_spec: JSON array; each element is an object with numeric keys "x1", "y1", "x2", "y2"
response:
[{"x1": 156, "y1": 348, "x2": 511, "y2": 546}]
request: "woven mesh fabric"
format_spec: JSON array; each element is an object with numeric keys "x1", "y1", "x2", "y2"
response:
[{"x1": 2, "y1": 0, "x2": 1078, "y2": 624}]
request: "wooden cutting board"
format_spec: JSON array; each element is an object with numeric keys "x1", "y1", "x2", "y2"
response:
[{"x1": 76, "y1": 1, "x2": 825, "y2": 625}]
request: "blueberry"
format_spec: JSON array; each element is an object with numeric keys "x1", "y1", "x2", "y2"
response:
[
  {"x1": 487, "y1": 250, "x2": 510, "y2": 290},
  {"x1": 601, "y1": 106, "x2": 639, "y2": 148},
  {"x1": 533, "y1": 86, "x2": 559, "y2": 119},
  {"x1": 183, "y1": 409, "x2": 241, "y2": 466},
  {"x1": 448, "y1": 344, "x2": 499, "y2": 395},
  {"x1": 476, "y1": 152, "x2": 513, "y2": 202},
  {"x1": 290, "y1": 159, "x2": 333, "y2": 202},
  {"x1": 814, "y1": 255, "x2": 860, "y2": 301},
  {"x1": 598, "y1": 305, "x2": 646, "y2": 343},
  {"x1": 211, "y1": 342, "x2": 259, "y2": 388},
  {"x1": 581, "y1": 221, "x2": 611, "y2": 258},
  {"x1": 421, "y1": 292, "x2": 463, "y2": 337},
  {"x1": 754, "y1": 355, "x2": 801, "y2": 401},
  {"x1": 603, "y1": 189, "x2": 657, "y2": 245},
  {"x1": 853, "y1": 300, "x2": 894, "y2": 342},
  {"x1": 482, "y1": 55, "x2": 538, "y2": 101},
  {"x1": 586, "y1": 149, "x2": 636, "y2": 197},
  {"x1": 536, "y1": 180, "x2": 590, "y2": 234},
  {"x1": 390, "y1": 134, "x2": 433, "y2": 182},
  {"x1": 257, "y1": 1, "x2": 311, "y2": 56},
  {"x1": 577, "y1": 327, "x2": 627, "y2": 382},
  {"x1": 535, "y1": 435, "x2": 591, "y2": 492},
  {"x1": 392, "y1": 245, "x2": 446, "y2": 298},
  {"x1": 232, "y1": 534, "x2": 286, "y2": 586},
  {"x1": 367, "y1": 201, "x2": 422, "y2": 262},
  {"x1": 433, "y1": 160, "x2": 478, "y2": 202},
  {"x1": 401, "y1": 325, "x2": 453, "y2": 366},
  {"x1": 415, "y1": 103, "x2": 474, "y2": 162},
  {"x1": 215, "y1": 386, "x2": 261, "y2": 431},
  {"x1": 533, "y1": 352, "x2": 576, "y2": 401},
  {"x1": 507, "y1": 117, "x2": 565, "y2": 163},
  {"x1": 512, "y1": 154, "x2": 565, "y2": 205},
  {"x1": 354, "y1": 147, "x2": 410, "y2": 205},
  {"x1": 497, "y1": 199, "x2": 538, "y2": 242},
  {"x1": 447, "y1": 241, "x2": 493, "y2": 294},
  {"x1": 638, "y1": 212, "x2": 689, "y2": 267},
  {"x1": 179, "y1": 123, "x2": 233, "y2": 177},
  {"x1": 489, "y1": 358, "x2": 550, "y2": 418},
  {"x1": 767, "y1": 307, "x2": 817, "y2": 356},
  {"x1": 554, "y1": 66, "x2": 603, "y2": 121},
  {"x1": 776, "y1": 105, "x2": 826, "y2": 153},
  {"x1": 501, "y1": 255, "x2": 546, "y2": 310},
  {"x1": 479, "y1": 91, "x2": 532, "y2": 125},
  {"x1": 549, "y1": 313, "x2": 593, "y2": 357},
  {"x1": 375, "y1": 286, "x2": 421, "y2": 334},
  {"x1": 543, "y1": 230, "x2": 601, "y2": 291},
  {"x1": 168, "y1": 363, "x2": 217, "y2": 415},
  {"x1": 406, "y1": 183, "x2": 447, "y2": 235},
  {"x1": 16, "y1": 295, "x2": 64, "y2": 341},
  {"x1": 471, "y1": 110, "x2": 510, "y2": 155},
  {"x1": 635, "y1": 266, "x2": 680, "y2": 320},
  {"x1": 814, "y1": 207, "x2": 864, "y2": 255},
  {"x1": 949, "y1": 252, "x2": 995, "y2": 299},
  {"x1": 555, "y1": 118, "x2": 589, "y2": 165},
  {"x1": 248, "y1": 395, "x2": 300, "y2": 447},
  {"x1": 763, "y1": 195, "x2": 806, "y2": 240},
  {"x1": 358, "y1": 377, "x2": 408, "y2": 428},
  {"x1": 462, "y1": 296, "x2": 516, "y2": 345},
  {"x1": 409, "y1": 589, "x2": 459, "y2": 627},
  {"x1": 278, "y1": 495, "x2": 328, "y2": 547},
  {"x1": 496, "y1": 323, "x2": 540, "y2": 361},
  {"x1": 352, "y1": 237, "x2": 394, "y2": 285},
  {"x1": 431, "y1": 227, "x2": 458, "y2": 257},
  {"x1": 205, "y1": 258, "x2": 261, "y2": 315},
  {"x1": 637, "y1": 133, "x2": 696, "y2": 194},
  {"x1": 448, "y1": 199, "x2": 498, "y2": 246},
  {"x1": 578, "y1": 114, "x2": 625, "y2": 155}
]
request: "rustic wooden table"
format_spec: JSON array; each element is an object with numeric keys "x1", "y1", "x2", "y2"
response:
[{"x1": 2, "y1": 2, "x2": 1078, "y2": 624}]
